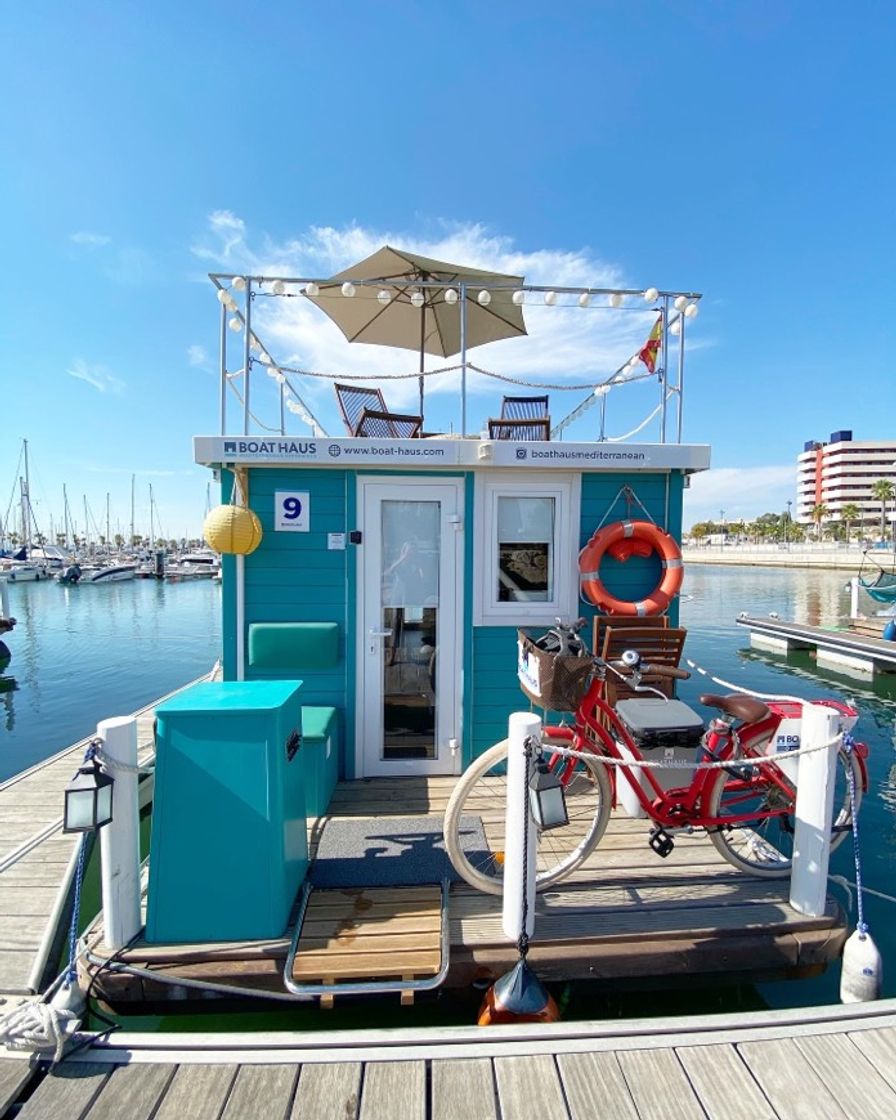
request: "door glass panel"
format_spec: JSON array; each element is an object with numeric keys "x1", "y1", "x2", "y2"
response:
[
  {"x1": 496, "y1": 495, "x2": 554, "y2": 601},
  {"x1": 381, "y1": 500, "x2": 440, "y2": 760}
]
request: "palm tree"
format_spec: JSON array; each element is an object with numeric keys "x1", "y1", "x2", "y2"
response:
[
  {"x1": 811, "y1": 503, "x2": 829, "y2": 542},
  {"x1": 871, "y1": 480, "x2": 895, "y2": 542},
  {"x1": 840, "y1": 503, "x2": 860, "y2": 544}
]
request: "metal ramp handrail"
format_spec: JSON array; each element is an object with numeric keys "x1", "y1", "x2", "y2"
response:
[{"x1": 283, "y1": 878, "x2": 452, "y2": 1000}]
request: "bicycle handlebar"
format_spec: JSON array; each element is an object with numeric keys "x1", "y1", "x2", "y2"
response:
[{"x1": 609, "y1": 659, "x2": 691, "y2": 681}]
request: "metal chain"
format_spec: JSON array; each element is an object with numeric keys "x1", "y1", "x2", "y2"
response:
[
  {"x1": 517, "y1": 736, "x2": 535, "y2": 958},
  {"x1": 844, "y1": 734, "x2": 869, "y2": 936},
  {"x1": 65, "y1": 835, "x2": 88, "y2": 984}
]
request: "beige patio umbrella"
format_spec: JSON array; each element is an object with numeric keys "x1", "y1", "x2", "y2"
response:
[{"x1": 304, "y1": 245, "x2": 527, "y2": 425}]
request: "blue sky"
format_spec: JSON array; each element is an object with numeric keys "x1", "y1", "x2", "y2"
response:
[{"x1": 2, "y1": 1, "x2": 893, "y2": 538}]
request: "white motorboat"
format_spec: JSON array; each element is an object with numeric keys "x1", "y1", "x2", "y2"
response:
[
  {"x1": 57, "y1": 562, "x2": 138, "y2": 584},
  {"x1": 164, "y1": 550, "x2": 221, "y2": 582},
  {"x1": 0, "y1": 562, "x2": 49, "y2": 583}
]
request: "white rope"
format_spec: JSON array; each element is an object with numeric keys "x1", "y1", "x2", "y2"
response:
[
  {"x1": 0, "y1": 1000, "x2": 80, "y2": 1063},
  {"x1": 830, "y1": 875, "x2": 896, "y2": 910},
  {"x1": 684, "y1": 658, "x2": 813, "y2": 705},
  {"x1": 95, "y1": 748, "x2": 153, "y2": 776},
  {"x1": 605, "y1": 399, "x2": 666, "y2": 443},
  {"x1": 543, "y1": 729, "x2": 843, "y2": 771}
]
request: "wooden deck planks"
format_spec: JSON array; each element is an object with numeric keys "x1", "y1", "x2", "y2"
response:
[
  {"x1": 556, "y1": 1051, "x2": 639, "y2": 1120},
  {"x1": 219, "y1": 1065, "x2": 297, "y2": 1120},
  {"x1": 737, "y1": 1038, "x2": 848, "y2": 1120},
  {"x1": 290, "y1": 1063, "x2": 362, "y2": 1120},
  {"x1": 359, "y1": 1061, "x2": 426, "y2": 1120},
  {"x1": 850, "y1": 1026, "x2": 896, "y2": 1090},
  {"x1": 615, "y1": 1048, "x2": 707, "y2": 1120},
  {"x1": 676, "y1": 1043, "x2": 777, "y2": 1120},
  {"x1": 493, "y1": 1054, "x2": 570, "y2": 1120},
  {"x1": 794, "y1": 1033, "x2": 896, "y2": 1120},
  {"x1": 14, "y1": 1061, "x2": 110, "y2": 1120},
  {"x1": 431, "y1": 1058, "x2": 498, "y2": 1120},
  {"x1": 0, "y1": 1058, "x2": 35, "y2": 1118},
  {"x1": 152, "y1": 1064, "x2": 239, "y2": 1120}
]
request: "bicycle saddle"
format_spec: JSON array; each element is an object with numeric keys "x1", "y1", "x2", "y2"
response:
[{"x1": 699, "y1": 693, "x2": 771, "y2": 724}]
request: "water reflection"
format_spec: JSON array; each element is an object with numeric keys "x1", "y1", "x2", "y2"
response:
[{"x1": 0, "y1": 675, "x2": 17, "y2": 732}]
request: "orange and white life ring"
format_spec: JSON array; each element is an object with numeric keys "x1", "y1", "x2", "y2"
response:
[{"x1": 579, "y1": 519, "x2": 683, "y2": 616}]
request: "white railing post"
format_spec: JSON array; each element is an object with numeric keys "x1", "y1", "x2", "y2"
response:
[
  {"x1": 98, "y1": 715, "x2": 142, "y2": 949},
  {"x1": 789, "y1": 703, "x2": 839, "y2": 918},
  {"x1": 849, "y1": 577, "x2": 859, "y2": 619},
  {"x1": 502, "y1": 712, "x2": 540, "y2": 944}
]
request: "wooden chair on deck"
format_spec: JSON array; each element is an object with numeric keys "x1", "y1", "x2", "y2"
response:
[
  {"x1": 334, "y1": 383, "x2": 423, "y2": 438},
  {"x1": 487, "y1": 395, "x2": 551, "y2": 440},
  {"x1": 595, "y1": 621, "x2": 687, "y2": 711}
]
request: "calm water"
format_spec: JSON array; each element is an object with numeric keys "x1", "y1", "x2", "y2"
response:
[
  {"x1": 0, "y1": 578, "x2": 222, "y2": 781},
  {"x1": 1, "y1": 565, "x2": 894, "y2": 1025}
]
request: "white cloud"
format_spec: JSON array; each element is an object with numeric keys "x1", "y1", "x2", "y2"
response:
[
  {"x1": 684, "y1": 465, "x2": 794, "y2": 527},
  {"x1": 191, "y1": 216, "x2": 708, "y2": 436},
  {"x1": 65, "y1": 358, "x2": 125, "y2": 394},
  {"x1": 187, "y1": 344, "x2": 210, "y2": 369},
  {"x1": 70, "y1": 231, "x2": 111, "y2": 247}
]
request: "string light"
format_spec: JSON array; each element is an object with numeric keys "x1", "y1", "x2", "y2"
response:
[
  {"x1": 377, "y1": 289, "x2": 391, "y2": 306},
  {"x1": 512, "y1": 290, "x2": 525, "y2": 305},
  {"x1": 216, "y1": 289, "x2": 230, "y2": 305},
  {"x1": 684, "y1": 302, "x2": 699, "y2": 319},
  {"x1": 444, "y1": 288, "x2": 458, "y2": 304},
  {"x1": 304, "y1": 282, "x2": 319, "y2": 297},
  {"x1": 341, "y1": 282, "x2": 356, "y2": 297},
  {"x1": 272, "y1": 280, "x2": 285, "y2": 295},
  {"x1": 232, "y1": 276, "x2": 247, "y2": 292},
  {"x1": 228, "y1": 317, "x2": 242, "y2": 332},
  {"x1": 670, "y1": 320, "x2": 682, "y2": 336},
  {"x1": 609, "y1": 293, "x2": 623, "y2": 308},
  {"x1": 577, "y1": 292, "x2": 590, "y2": 308},
  {"x1": 477, "y1": 290, "x2": 492, "y2": 306},
  {"x1": 410, "y1": 290, "x2": 425, "y2": 308},
  {"x1": 674, "y1": 295, "x2": 687, "y2": 311},
  {"x1": 544, "y1": 291, "x2": 557, "y2": 306},
  {"x1": 643, "y1": 287, "x2": 658, "y2": 302}
]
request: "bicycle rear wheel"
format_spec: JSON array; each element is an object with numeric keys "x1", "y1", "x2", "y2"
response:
[
  {"x1": 705, "y1": 748, "x2": 862, "y2": 877},
  {"x1": 443, "y1": 739, "x2": 611, "y2": 895}
]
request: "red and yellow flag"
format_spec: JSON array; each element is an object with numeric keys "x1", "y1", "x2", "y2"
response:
[{"x1": 638, "y1": 315, "x2": 663, "y2": 374}]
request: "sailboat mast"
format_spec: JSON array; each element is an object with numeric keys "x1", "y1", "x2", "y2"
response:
[
  {"x1": 149, "y1": 484, "x2": 155, "y2": 548},
  {"x1": 63, "y1": 485, "x2": 71, "y2": 548},
  {"x1": 21, "y1": 439, "x2": 32, "y2": 551},
  {"x1": 106, "y1": 493, "x2": 111, "y2": 548},
  {"x1": 83, "y1": 496, "x2": 90, "y2": 550},
  {"x1": 130, "y1": 474, "x2": 135, "y2": 548}
]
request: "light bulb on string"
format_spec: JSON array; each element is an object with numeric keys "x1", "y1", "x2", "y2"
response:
[
  {"x1": 304, "y1": 282, "x2": 319, "y2": 297},
  {"x1": 684, "y1": 302, "x2": 699, "y2": 319},
  {"x1": 609, "y1": 292, "x2": 623, "y2": 308},
  {"x1": 259, "y1": 352, "x2": 270, "y2": 365},
  {"x1": 477, "y1": 289, "x2": 491, "y2": 306},
  {"x1": 249, "y1": 337, "x2": 262, "y2": 353},
  {"x1": 377, "y1": 289, "x2": 391, "y2": 306},
  {"x1": 670, "y1": 319, "x2": 681, "y2": 336},
  {"x1": 228, "y1": 317, "x2": 242, "y2": 332},
  {"x1": 674, "y1": 295, "x2": 687, "y2": 311},
  {"x1": 232, "y1": 276, "x2": 247, "y2": 292},
  {"x1": 512, "y1": 290, "x2": 526, "y2": 306},
  {"x1": 577, "y1": 292, "x2": 590, "y2": 308},
  {"x1": 216, "y1": 288, "x2": 230, "y2": 305},
  {"x1": 341, "y1": 282, "x2": 356, "y2": 297},
  {"x1": 643, "y1": 287, "x2": 659, "y2": 302},
  {"x1": 272, "y1": 280, "x2": 285, "y2": 295},
  {"x1": 443, "y1": 288, "x2": 458, "y2": 304},
  {"x1": 544, "y1": 291, "x2": 557, "y2": 306},
  {"x1": 225, "y1": 295, "x2": 238, "y2": 312},
  {"x1": 410, "y1": 290, "x2": 425, "y2": 309}
]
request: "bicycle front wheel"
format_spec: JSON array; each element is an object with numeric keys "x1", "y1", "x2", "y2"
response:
[
  {"x1": 443, "y1": 739, "x2": 611, "y2": 896},
  {"x1": 705, "y1": 748, "x2": 862, "y2": 878}
]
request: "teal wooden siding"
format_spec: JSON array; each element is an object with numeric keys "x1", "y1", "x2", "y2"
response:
[
  {"x1": 467, "y1": 471, "x2": 685, "y2": 762},
  {"x1": 222, "y1": 469, "x2": 349, "y2": 714}
]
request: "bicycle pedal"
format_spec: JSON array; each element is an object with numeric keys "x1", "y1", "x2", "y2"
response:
[{"x1": 648, "y1": 827, "x2": 675, "y2": 858}]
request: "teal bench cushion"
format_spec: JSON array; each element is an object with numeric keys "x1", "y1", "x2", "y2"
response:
[
  {"x1": 248, "y1": 622, "x2": 339, "y2": 671},
  {"x1": 302, "y1": 706, "x2": 340, "y2": 817}
]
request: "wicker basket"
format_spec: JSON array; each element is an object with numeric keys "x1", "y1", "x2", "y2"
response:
[{"x1": 517, "y1": 630, "x2": 594, "y2": 712}]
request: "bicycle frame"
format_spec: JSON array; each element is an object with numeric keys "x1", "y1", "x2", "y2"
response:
[{"x1": 543, "y1": 673, "x2": 806, "y2": 832}]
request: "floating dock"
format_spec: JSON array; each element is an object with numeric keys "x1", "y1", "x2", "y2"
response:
[
  {"x1": 736, "y1": 616, "x2": 896, "y2": 679},
  {"x1": 3, "y1": 998, "x2": 896, "y2": 1119},
  {"x1": 83, "y1": 776, "x2": 846, "y2": 1009}
]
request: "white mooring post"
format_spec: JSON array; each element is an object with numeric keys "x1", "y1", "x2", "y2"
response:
[
  {"x1": 97, "y1": 715, "x2": 142, "y2": 949},
  {"x1": 502, "y1": 712, "x2": 540, "y2": 943},
  {"x1": 789, "y1": 703, "x2": 840, "y2": 918},
  {"x1": 849, "y1": 577, "x2": 860, "y2": 620}
]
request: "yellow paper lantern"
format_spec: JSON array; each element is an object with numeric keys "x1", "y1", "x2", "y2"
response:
[{"x1": 203, "y1": 505, "x2": 263, "y2": 555}]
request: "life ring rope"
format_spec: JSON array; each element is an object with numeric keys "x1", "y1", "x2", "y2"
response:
[{"x1": 578, "y1": 519, "x2": 683, "y2": 616}]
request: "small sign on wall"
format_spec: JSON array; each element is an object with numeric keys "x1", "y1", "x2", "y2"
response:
[{"x1": 274, "y1": 490, "x2": 310, "y2": 532}]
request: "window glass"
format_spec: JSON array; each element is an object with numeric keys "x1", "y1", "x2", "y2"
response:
[{"x1": 496, "y1": 496, "x2": 554, "y2": 602}]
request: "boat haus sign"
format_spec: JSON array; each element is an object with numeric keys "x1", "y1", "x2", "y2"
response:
[{"x1": 195, "y1": 436, "x2": 710, "y2": 472}]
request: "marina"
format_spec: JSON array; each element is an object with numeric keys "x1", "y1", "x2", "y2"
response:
[{"x1": 738, "y1": 616, "x2": 896, "y2": 680}]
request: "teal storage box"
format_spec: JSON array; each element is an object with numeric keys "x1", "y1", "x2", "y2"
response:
[
  {"x1": 146, "y1": 680, "x2": 307, "y2": 943},
  {"x1": 302, "y1": 706, "x2": 340, "y2": 817}
]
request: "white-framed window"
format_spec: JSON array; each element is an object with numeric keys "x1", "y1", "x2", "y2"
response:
[{"x1": 473, "y1": 472, "x2": 581, "y2": 627}]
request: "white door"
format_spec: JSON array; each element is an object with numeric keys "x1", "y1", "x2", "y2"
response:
[{"x1": 356, "y1": 478, "x2": 464, "y2": 777}]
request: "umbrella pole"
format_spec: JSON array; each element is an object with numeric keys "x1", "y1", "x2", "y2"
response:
[{"x1": 419, "y1": 307, "x2": 425, "y2": 425}]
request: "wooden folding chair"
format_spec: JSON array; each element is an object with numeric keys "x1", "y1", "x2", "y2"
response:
[
  {"x1": 599, "y1": 625, "x2": 688, "y2": 708},
  {"x1": 487, "y1": 394, "x2": 551, "y2": 440},
  {"x1": 334, "y1": 383, "x2": 422, "y2": 438}
]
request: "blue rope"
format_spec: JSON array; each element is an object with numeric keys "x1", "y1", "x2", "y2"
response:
[
  {"x1": 65, "y1": 835, "x2": 88, "y2": 985},
  {"x1": 843, "y1": 733, "x2": 869, "y2": 939}
]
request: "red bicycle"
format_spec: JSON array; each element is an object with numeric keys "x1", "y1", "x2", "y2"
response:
[{"x1": 444, "y1": 621, "x2": 868, "y2": 895}]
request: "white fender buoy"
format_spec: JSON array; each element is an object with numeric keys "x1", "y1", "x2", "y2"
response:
[{"x1": 840, "y1": 928, "x2": 882, "y2": 1003}]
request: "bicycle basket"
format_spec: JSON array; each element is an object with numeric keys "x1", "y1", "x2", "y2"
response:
[{"x1": 517, "y1": 630, "x2": 594, "y2": 712}]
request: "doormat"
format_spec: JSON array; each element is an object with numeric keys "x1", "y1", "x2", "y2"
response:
[{"x1": 309, "y1": 815, "x2": 488, "y2": 889}]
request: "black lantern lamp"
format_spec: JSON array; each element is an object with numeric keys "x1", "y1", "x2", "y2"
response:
[
  {"x1": 64, "y1": 754, "x2": 114, "y2": 833},
  {"x1": 528, "y1": 757, "x2": 568, "y2": 831}
]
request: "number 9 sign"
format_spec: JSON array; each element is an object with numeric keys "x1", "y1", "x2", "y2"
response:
[{"x1": 275, "y1": 490, "x2": 310, "y2": 532}]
